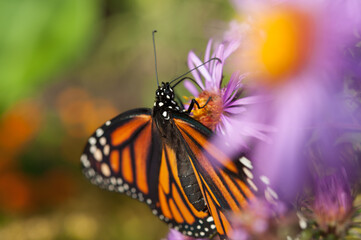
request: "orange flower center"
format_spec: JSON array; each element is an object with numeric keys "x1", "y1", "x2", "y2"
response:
[{"x1": 189, "y1": 91, "x2": 223, "y2": 130}]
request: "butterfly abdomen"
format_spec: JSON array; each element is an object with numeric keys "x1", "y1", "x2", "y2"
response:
[
  {"x1": 165, "y1": 125, "x2": 206, "y2": 212},
  {"x1": 177, "y1": 150, "x2": 206, "y2": 212}
]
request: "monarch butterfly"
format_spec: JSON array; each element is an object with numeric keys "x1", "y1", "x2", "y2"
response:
[{"x1": 80, "y1": 31, "x2": 267, "y2": 240}]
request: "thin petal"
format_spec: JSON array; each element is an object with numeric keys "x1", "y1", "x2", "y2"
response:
[
  {"x1": 224, "y1": 40, "x2": 241, "y2": 59},
  {"x1": 204, "y1": 39, "x2": 213, "y2": 70},
  {"x1": 188, "y1": 51, "x2": 212, "y2": 86},
  {"x1": 188, "y1": 51, "x2": 205, "y2": 89},
  {"x1": 223, "y1": 72, "x2": 241, "y2": 101},
  {"x1": 184, "y1": 80, "x2": 200, "y2": 97},
  {"x1": 212, "y1": 44, "x2": 225, "y2": 88},
  {"x1": 224, "y1": 106, "x2": 247, "y2": 114},
  {"x1": 228, "y1": 96, "x2": 267, "y2": 106},
  {"x1": 236, "y1": 121, "x2": 272, "y2": 143}
]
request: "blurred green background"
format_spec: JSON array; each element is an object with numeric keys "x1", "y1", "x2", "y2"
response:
[{"x1": 0, "y1": 0, "x2": 233, "y2": 239}]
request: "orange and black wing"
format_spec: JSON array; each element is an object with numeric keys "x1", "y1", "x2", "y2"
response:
[
  {"x1": 172, "y1": 112, "x2": 259, "y2": 239},
  {"x1": 81, "y1": 108, "x2": 217, "y2": 238}
]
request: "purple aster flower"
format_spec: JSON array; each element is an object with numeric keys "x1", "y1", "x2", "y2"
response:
[
  {"x1": 222, "y1": 0, "x2": 361, "y2": 200},
  {"x1": 185, "y1": 39, "x2": 271, "y2": 151},
  {"x1": 165, "y1": 229, "x2": 211, "y2": 240},
  {"x1": 298, "y1": 170, "x2": 356, "y2": 238},
  {"x1": 313, "y1": 172, "x2": 354, "y2": 231},
  {"x1": 228, "y1": 198, "x2": 292, "y2": 240}
]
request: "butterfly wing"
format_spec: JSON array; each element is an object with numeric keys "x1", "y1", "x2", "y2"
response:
[
  {"x1": 171, "y1": 112, "x2": 258, "y2": 239},
  {"x1": 81, "y1": 108, "x2": 217, "y2": 238}
]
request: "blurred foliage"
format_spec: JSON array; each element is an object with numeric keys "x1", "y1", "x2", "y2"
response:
[
  {"x1": 0, "y1": 0, "x2": 233, "y2": 239},
  {"x1": 0, "y1": 0, "x2": 100, "y2": 113}
]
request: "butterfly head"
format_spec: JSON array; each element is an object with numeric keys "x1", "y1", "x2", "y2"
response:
[{"x1": 154, "y1": 82, "x2": 181, "y2": 120}]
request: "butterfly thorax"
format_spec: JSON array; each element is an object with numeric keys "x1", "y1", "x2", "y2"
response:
[
  {"x1": 153, "y1": 82, "x2": 181, "y2": 121},
  {"x1": 152, "y1": 82, "x2": 207, "y2": 212}
]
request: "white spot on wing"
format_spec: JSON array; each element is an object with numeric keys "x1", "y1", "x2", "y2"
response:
[
  {"x1": 239, "y1": 157, "x2": 253, "y2": 169},
  {"x1": 94, "y1": 148, "x2": 103, "y2": 162},
  {"x1": 80, "y1": 154, "x2": 90, "y2": 168},
  {"x1": 243, "y1": 167, "x2": 253, "y2": 179},
  {"x1": 89, "y1": 145, "x2": 96, "y2": 154},
  {"x1": 260, "y1": 175, "x2": 270, "y2": 185},
  {"x1": 101, "y1": 163, "x2": 111, "y2": 177},
  {"x1": 266, "y1": 186, "x2": 278, "y2": 200},
  {"x1": 105, "y1": 120, "x2": 111, "y2": 126},
  {"x1": 206, "y1": 216, "x2": 213, "y2": 222},
  {"x1": 99, "y1": 137, "x2": 106, "y2": 146},
  {"x1": 110, "y1": 177, "x2": 116, "y2": 185},
  {"x1": 96, "y1": 128, "x2": 104, "y2": 137},
  {"x1": 103, "y1": 145, "x2": 110, "y2": 156},
  {"x1": 117, "y1": 178, "x2": 123, "y2": 185},
  {"x1": 247, "y1": 178, "x2": 258, "y2": 191},
  {"x1": 89, "y1": 137, "x2": 96, "y2": 145}
]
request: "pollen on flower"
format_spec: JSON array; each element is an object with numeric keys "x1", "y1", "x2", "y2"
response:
[{"x1": 189, "y1": 91, "x2": 223, "y2": 131}]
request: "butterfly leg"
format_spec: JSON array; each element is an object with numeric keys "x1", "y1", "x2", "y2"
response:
[{"x1": 186, "y1": 97, "x2": 211, "y2": 114}]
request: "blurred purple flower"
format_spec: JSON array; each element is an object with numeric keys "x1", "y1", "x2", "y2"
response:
[
  {"x1": 185, "y1": 39, "x2": 271, "y2": 148},
  {"x1": 313, "y1": 171, "x2": 354, "y2": 232},
  {"x1": 222, "y1": 0, "x2": 361, "y2": 200},
  {"x1": 229, "y1": 199, "x2": 290, "y2": 240},
  {"x1": 165, "y1": 229, "x2": 210, "y2": 240},
  {"x1": 297, "y1": 170, "x2": 356, "y2": 238}
]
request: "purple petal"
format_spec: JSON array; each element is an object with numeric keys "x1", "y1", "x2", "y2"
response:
[
  {"x1": 227, "y1": 96, "x2": 266, "y2": 107},
  {"x1": 188, "y1": 51, "x2": 206, "y2": 89},
  {"x1": 224, "y1": 90, "x2": 240, "y2": 106},
  {"x1": 188, "y1": 51, "x2": 202, "y2": 86},
  {"x1": 184, "y1": 80, "x2": 200, "y2": 97},
  {"x1": 188, "y1": 51, "x2": 212, "y2": 86},
  {"x1": 224, "y1": 106, "x2": 247, "y2": 114},
  {"x1": 204, "y1": 39, "x2": 213, "y2": 70},
  {"x1": 165, "y1": 229, "x2": 209, "y2": 240},
  {"x1": 223, "y1": 72, "x2": 241, "y2": 102},
  {"x1": 236, "y1": 120, "x2": 272, "y2": 142},
  {"x1": 224, "y1": 40, "x2": 241, "y2": 59},
  {"x1": 212, "y1": 44, "x2": 225, "y2": 88},
  {"x1": 209, "y1": 51, "x2": 218, "y2": 76}
]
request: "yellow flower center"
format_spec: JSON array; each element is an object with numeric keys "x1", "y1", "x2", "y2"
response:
[
  {"x1": 188, "y1": 91, "x2": 223, "y2": 130},
  {"x1": 244, "y1": 6, "x2": 314, "y2": 85}
]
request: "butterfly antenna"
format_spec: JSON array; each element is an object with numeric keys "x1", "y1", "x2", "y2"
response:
[
  {"x1": 152, "y1": 30, "x2": 159, "y2": 87},
  {"x1": 171, "y1": 76, "x2": 200, "y2": 88},
  {"x1": 169, "y1": 57, "x2": 222, "y2": 85}
]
